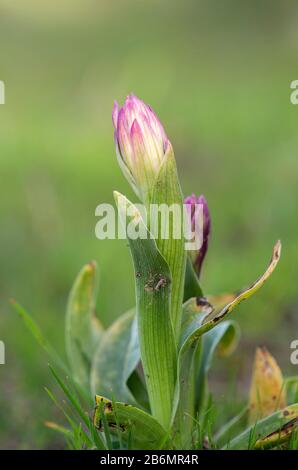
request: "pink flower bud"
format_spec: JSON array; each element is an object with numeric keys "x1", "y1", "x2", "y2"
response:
[
  {"x1": 184, "y1": 193, "x2": 211, "y2": 277},
  {"x1": 113, "y1": 94, "x2": 169, "y2": 200}
]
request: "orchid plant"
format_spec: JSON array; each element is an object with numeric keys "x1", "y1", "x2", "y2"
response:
[{"x1": 13, "y1": 95, "x2": 298, "y2": 450}]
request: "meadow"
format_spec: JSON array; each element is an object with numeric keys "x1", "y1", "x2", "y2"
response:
[{"x1": 0, "y1": 0, "x2": 298, "y2": 448}]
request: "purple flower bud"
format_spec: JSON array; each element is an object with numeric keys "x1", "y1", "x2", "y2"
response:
[
  {"x1": 113, "y1": 94, "x2": 170, "y2": 200},
  {"x1": 184, "y1": 193, "x2": 211, "y2": 277}
]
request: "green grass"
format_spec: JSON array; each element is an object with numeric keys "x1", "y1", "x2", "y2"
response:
[{"x1": 0, "y1": 0, "x2": 298, "y2": 448}]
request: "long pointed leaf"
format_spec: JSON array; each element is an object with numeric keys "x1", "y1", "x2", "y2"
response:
[
  {"x1": 199, "y1": 241, "x2": 281, "y2": 335},
  {"x1": 172, "y1": 300, "x2": 239, "y2": 448},
  {"x1": 65, "y1": 261, "x2": 103, "y2": 391},
  {"x1": 170, "y1": 241, "x2": 281, "y2": 448},
  {"x1": 90, "y1": 309, "x2": 140, "y2": 405},
  {"x1": 114, "y1": 192, "x2": 176, "y2": 429},
  {"x1": 224, "y1": 404, "x2": 298, "y2": 449},
  {"x1": 184, "y1": 257, "x2": 203, "y2": 302},
  {"x1": 94, "y1": 395, "x2": 170, "y2": 450},
  {"x1": 195, "y1": 320, "x2": 240, "y2": 414}
]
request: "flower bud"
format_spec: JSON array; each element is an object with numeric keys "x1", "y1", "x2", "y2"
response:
[
  {"x1": 249, "y1": 346, "x2": 286, "y2": 423},
  {"x1": 113, "y1": 94, "x2": 170, "y2": 201},
  {"x1": 184, "y1": 193, "x2": 211, "y2": 277}
]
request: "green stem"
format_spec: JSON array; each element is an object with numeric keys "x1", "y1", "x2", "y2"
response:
[{"x1": 150, "y1": 145, "x2": 186, "y2": 343}]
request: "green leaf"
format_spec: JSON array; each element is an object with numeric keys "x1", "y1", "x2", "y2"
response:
[
  {"x1": 172, "y1": 342, "x2": 199, "y2": 448},
  {"x1": 94, "y1": 395, "x2": 171, "y2": 450},
  {"x1": 127, "y1": 370, "x2": 150, "y2": 410},
  {"x1": 213, "y1": 407, "x2": 249, "y2": 448},
  {"x1": 195, "y1": 320, "x2": 240, "y2": 414},
  {"x1": 178, "y1": 240, "x2": 281, "y2": 349},
  {"x1": 172, "y1": 296, "x2": 239, "y2": 448},
  {"x1": 90, "y1": 309, "x2": 140, "y2": 405},
  {"x1": 197, "y1": 240, "x2": 281, "y2": 337},
  {"x1": 150, "y1": 144, "x2": 186, "y2": 342},
  {"x1": 65, "y1": 261, "x2": 103, "y2": 391},
  {"x1": 285, "y1": 376, "x2": 298, "y2": 404},
  {"x1": 224, "y1": 404, "x2": 298, "y2": 449},
  {"x1": 184, "y1": 257, "x2": 203, "y2": 302},
  {"x1": 171, "y1": 298, "x2": 207, "y2": 447},
  {"x1": 172, "y1": 240, "x2": 280, "y2": 420},
  {"x1": 114, "y1": 191, "x2": 176, "y2": 430},
  {"x1": 170, "y1": 241, "x2": 280, "y2": 448}
]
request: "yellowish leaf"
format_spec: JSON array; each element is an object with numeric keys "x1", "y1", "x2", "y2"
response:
[{"x1": 249, "y1": 346, "x2": 286, "y2": 423}]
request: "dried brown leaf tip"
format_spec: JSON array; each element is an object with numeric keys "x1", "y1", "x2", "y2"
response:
[
  {"x1": 249, "y1": 346, "x2": 286, "y2": 423},
  {"x1": 196, "y1": 296, "x2": 214, "y2": 315}
]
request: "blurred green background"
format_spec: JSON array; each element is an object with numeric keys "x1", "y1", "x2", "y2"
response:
[{"x1": 0, "y1": 0, "x2": 298, "y2": 448}]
